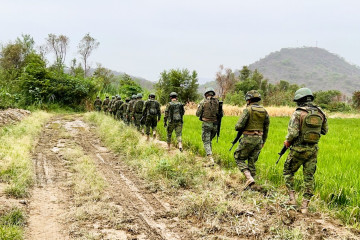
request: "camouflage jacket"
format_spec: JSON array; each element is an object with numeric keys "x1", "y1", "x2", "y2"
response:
[
  {"x1": 235, "y1": 102, "x2": 270, "y2": 144},
  {"x1": 164, "y1": 100, "x2": 185, "y2": 124},
  {"x1": 94, "y1": 99, "x2": 102, "y2": 106},
  {"x1": 286, "y1": 103, "x2": 328, "y2": 146},
  {"x1": 143, "y1": 99, "x2": 161, "y2": 120},
  {"x1": 102, "y1": 99, "x2": 110, "y2": 108}
]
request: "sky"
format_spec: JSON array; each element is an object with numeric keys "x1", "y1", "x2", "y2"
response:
[{"x1": 1, "y1": 0, "x2": 360, "y2": 83}]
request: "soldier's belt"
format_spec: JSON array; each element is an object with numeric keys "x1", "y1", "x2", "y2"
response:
[{"x1": 243, "y1": 131, "x2": 263, "y2": 136}]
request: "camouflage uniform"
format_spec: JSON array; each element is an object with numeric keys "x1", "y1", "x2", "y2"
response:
[
  {"x1": 283, "y1": 102, "x2": 328, "y2": 200},
  {"x1": 102, "y1": 97, "x2": 110, "y2": 114},
  {"x1": 109, "y1": 96, "x2": 116, "y2": 118},
  {"x1": 132, "y1": 95, "x2": 145, "y2": 132},
  {"x1": 94, "y1": 97, "x2": 102, "y2": 112},
  {"x1": 234, "y1": 103, "x2": 270, "y2": 176},
  {"x1": 114, "y1": 97, "x2": 124, "y2": 120},
  {"x1": 126, "y1": 96, "x2": 136, "y2": 125},
  {"x1": 143, "y1": 98, "x2": 161, "y2": 136},
  {"x1": 196, "y1": 93, "x2": 222, "y2": 156},
  {"x1": 164, "y1": 100, "x2": 185, "y2": 145},
  {"x1": 121, "y1": 100, "x2": 130, "y2": 123}
]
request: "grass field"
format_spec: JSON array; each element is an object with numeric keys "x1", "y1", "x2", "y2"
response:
[{"x1": 157, "y1": 115, "x2": 360, "y2": 226}]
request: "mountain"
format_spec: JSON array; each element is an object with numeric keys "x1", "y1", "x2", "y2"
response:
[
  {"x1": 110, "y1": 70, "x2": 155, "y2": 90},
  {"x1": 248, "y1": 47, "x2": 360, "y2": 95}
]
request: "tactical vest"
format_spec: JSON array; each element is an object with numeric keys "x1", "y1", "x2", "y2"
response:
[
  {"x1": 134, "y1": 100, "x2": 144, "y2": 114},
  {"x1": 148, "y1": 100, "x2": 159, "y2": 115},
  {"x1": 298, "y1": 106, "x2": 324, "y2": 144},
  {"x1": 202, "y1": 98, "x2": 219, "y2": 121},
  {"x1": 169, "y1": 101, "x2": 183, "y2": 122},
  {"x1": 103, "y1": 99, "x2": 109, "y2": 105},
  {"x1": 244, "y1": 105, "x2": 267, "y2": 131}
]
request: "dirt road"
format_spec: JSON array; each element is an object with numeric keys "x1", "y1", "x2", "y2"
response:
[{"x1": 23, "y1": 114, "x2": 359, "y2": 240}]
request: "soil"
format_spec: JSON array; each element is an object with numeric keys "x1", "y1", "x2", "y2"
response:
[
  {"x1": 1, "y1": 114, "x2": 356, "y2": 239},
  {"x1": 0, "y1": 108, "x2": 31, "y2": 127}
]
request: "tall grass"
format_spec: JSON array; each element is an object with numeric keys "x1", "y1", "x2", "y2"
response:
[
  {"x1": 157, "y1": 115, "x2": 360, "y2": 226},
  {"x1": 0, "y1": 111, "x2": 52, "y2": 198}
]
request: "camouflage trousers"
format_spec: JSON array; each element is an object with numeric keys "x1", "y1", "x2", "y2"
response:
[
  {"x1": 234, "y1": 135, "x2": 263, "y2": 176},
  {"x1": 201, "y1": 121, "x2": 217, "y2": 155},
  {"x1": 283, "y1": 145, "x2": 318, "y2": 200},
  {"x1": 167, "y1": 121, "x2": 182, "y2": 144},
  {"x1": 145, "y1": 115, "x2": 158, "y2": 136},
  {"x1": 103, "y1": 107, "x2": 109, "y2": 114},
  {"x1": 116, "y1": 111, "x2": 123, "y2": 121},
  {"x1": 95, "y1": 106, "x2": 101, "y2": 112},
  {"x1": 134, "y1": 113, "x2": 144, "y2": 132}
]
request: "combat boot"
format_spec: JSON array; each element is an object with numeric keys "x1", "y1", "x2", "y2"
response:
[
  {"x1": 178, "y1": 142, "x2": 183, "y2": 152},
  {"x1": 286, "y1": 190, "x2": 296, "y2": 206},
  {"x1": 146, "y1": 135, "x2": 150, "y2": 141},
  {"x1": 300, "y1": 199, "x2": 310, "y2": 214},
  {"x1": 243, "y1": 170, "x2": 255, "y2": 190},
  {"x1": 167, "y1": 143, "x2": 171, "y2": 152},
  {"x1": 153, "y1": 131, "x2": 156, "y2": 140}
]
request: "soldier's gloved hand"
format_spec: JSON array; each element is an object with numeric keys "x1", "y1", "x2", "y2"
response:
[{"x1": 284, "y1": 140, "x2": 291, "y2": 148}]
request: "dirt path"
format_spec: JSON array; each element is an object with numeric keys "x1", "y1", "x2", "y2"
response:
[
  {"x1": 25, "y1": 115, "x2": 187, "y2": 240},
  {"x1": 24, "y1": 114, "x2": 359, "y2": 240}
]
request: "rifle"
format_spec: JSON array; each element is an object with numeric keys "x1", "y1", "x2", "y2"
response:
[
  {"x1": 216, "y1": 101, "x2": 223, "y2": 143},
  {"x1": 229, "y1": 130, "x2": 243, "y2": 151},
  {"x1": 276, "y1": 145, "x2": 288, "y2": 165}
]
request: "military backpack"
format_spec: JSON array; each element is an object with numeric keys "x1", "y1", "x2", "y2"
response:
[
  {"x1": 169, "y1": 102, "x2": 184, "y2": 122},
  {"x1": 298, "y1": 107, "x2": 325, "y2": 144},
  {"x1": 134, "y1": 100, "x2": 144, "y2": 114},
  {"x1": 148, "y1": 100, "x2": 159, "y2": 115}
]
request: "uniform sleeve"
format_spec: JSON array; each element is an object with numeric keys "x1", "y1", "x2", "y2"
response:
[
  {"x1": 142, "y1": 101, "x2": 148, "y2": 116},
  {"x1": 235, "y1": 108, "x2": 249, "y2": 131},
  {"x1": 262, "y1": 112, "x2": 270, "y2": 144},
  {"x1": 164, "y1": 103, "x2": 170, "y2": 123},
  {"x1": 286, "y1": 111, "x2": 301, "y2": 142},
  {"x1": 321, "y1": 117, "x2": 328, "y2": 135},
  {"x1": 196, "y1": 101, "x2": 204, "y2": 118}
]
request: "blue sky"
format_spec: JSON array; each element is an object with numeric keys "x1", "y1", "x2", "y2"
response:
[{"x1": 1, "y1": 0, "x2": 359, "y2": 83}]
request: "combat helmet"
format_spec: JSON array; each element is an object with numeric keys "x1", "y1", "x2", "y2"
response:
[
  {"x1": 169, "y1": 92, "x2": 178, "y2": 98},
  {"x1": 106, "y1": 96, "x2": 109, "y2": 98},
  {"x1": 204, "y1": 88, "x2": 216, "y2": 96},
  {"x1": 117, "y1": 96, "x2": 121, "y2": 100},
  {"x1": 137, "y1": 93, "x2": 143, "y2": 98},
  {"x1": 131, "y1": 94, "x2": 137, "y2": 99},
  {"x1": 149, "y1": 93, "x2": 156, "y2": 98},
  {"x1": 112, "y1": 96, "x2": 115, "y2": 99},
  {"x1": 125, "y1": 98, "x2": 130, "y2": 102},
  {"x1": 245, "y1": 90, "x2": 261, "y2": 101},
  {"x1": 293, "y1": 88, "x2": 314, "y2": 102}
]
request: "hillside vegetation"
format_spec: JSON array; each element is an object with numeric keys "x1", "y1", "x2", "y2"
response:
[{"x1": 248, "y1": 47, "x2": 360, "y2": 95}]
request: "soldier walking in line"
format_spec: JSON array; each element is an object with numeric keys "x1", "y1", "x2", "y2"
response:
[
  {"x1": 283, "y1": 88, "x2": 328, "y2": 214},
  {"x1": 196, "y1": 88, "x2": 223, "y2": 166},
  {"x1": 102, "y1": 96, "x2": 110, "y2": 114},
  {"x1": 164, "y1": 92, "x2": 185, "y2": 152},
  {"x1": 143, "y1": 93, "x2": 161, "y2": 141},
  {"x1": 109, "y1": 96, "x2": 116, "y2": 118},
  {"x1": 132, "y1": 93, "x2": 145, "y2": 133},
  {"x1": 121, "y1": 98, "x2": 130, "y2": 124},
  {"x1": 233, "y1": 90, "x2": 270, "y2": 189},
  {"x1": 94, "y1": 96, "x2": 102, "y2": 112},
  {"x1": 126, "y1": 95, "x2": 137, "y2": 125},
  {"x1": 114, "y1": 96, "x2": 124, "y2": 120}
]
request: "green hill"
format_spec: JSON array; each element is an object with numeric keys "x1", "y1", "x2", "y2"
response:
[{"x1": 248, "y1": 47, "x2": 360, "y2": 95}]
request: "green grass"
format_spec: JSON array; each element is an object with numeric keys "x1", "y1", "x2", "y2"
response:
[
  {"x1": 0, "y1": 208, "x2": 26, "y2": 240},
  {"x1": 0, "y1": 111, "x2": 52, "y2": 198},
  {"x1": 157, "y1": 115, "x2": 360, "y2": 226}
]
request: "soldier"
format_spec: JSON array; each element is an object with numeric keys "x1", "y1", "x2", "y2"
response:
[
  {"x1": 109, "y1": 96, "x2": 116, "y2": 117},
  {"x1": 132, "y1": 93, "x2": 145, "y2": 133},
  {"x1": 196, "y1": 88, "x2": 223, "y2": 166},
  {"x1": 102, "y1": 96, "x2": 110, "y2": 114},
  {"x1": 121, "y1": 98, "x2": 131, "y2": 124},
  {"x1": 114, "y1": 96, "x2": 124, "y2": 120},
  {"x1": 283, "y1": 88, "x2": 328, "y2": 214},
  {"x1": 164, "y1": 92, "x2": 185, "y2": 152},
  {"x1": 234, "y1": 90, "x2": 270, "y2": 189},
  {"x1": 94, "y1": 96, "x2": 102, "y2": 112},
  {"x1": 143, "y1": 93, "x2": 161, "y2": 141},
  {"x1": 126, "y1": 95, "x2": 137, "y2": 125}
]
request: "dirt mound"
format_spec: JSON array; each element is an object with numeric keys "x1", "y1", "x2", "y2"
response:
[{"x1": 0, "y1": 109, "x2": 31, "y2": 127}]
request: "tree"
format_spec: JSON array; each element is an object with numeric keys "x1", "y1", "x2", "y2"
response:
[
  {"x1": 352, "y1": 91, "x2": 360, "y2": 110},
  {"x1": 92, "y1": 64, "x2": 115, "y2": 91},
  {"x1": 155, "y1": 68, "x2": 199, "y2": 104},
  {"x1": 239, "y1": 66, "x2": 251, "y2": 81},
  {"x1": 215, "y1": 65, "x2": 236, "y2": 100},
  {"x1": 117, "y1": 73, "x2": 142, "y2": 97},
  {"x1": 69, "y1": 58, "x2": 85, "y2": 78},
  {"x1": 45, "y1": 34, "x2": 69, "y2": 67},
  {"x1": 78, "y1": 33, "x2": 99, "y2": 77}
]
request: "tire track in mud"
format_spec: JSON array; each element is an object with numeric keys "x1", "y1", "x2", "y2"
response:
[
  {"x1": 26, "y1": 118, "x2": 70, "y2": 240},
  {"x1": 69, "y1": 118, "x2": 183, "y2": 240}
]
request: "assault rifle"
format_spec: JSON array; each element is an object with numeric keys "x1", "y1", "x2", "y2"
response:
[
  {"x1": 229, "y1": 130, "x2": 243, "y2": 151},
  {"x1": 276, "y1": 145, "x2": 288, "y2": 165},
  {"x1": 216, "y1": 101, "x2": 224, "y2": 143}
]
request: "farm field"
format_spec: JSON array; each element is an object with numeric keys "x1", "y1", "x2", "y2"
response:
[{"x1": 157, "y1": 115, "x2": 360, "y2": 225}]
